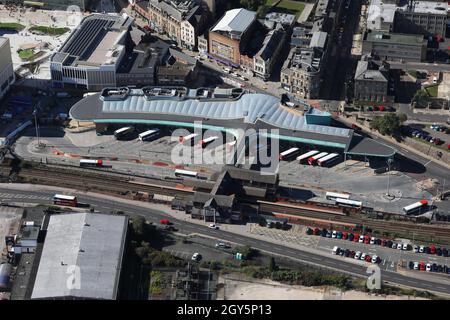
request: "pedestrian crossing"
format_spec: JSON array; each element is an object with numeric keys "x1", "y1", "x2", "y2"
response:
[{"x1": 0, "y1": 193, "x2": 51, "y2": 201}]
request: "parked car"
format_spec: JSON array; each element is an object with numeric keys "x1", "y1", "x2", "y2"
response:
[
  {"x1": 215, "y1": 241, "x2": 231, "y2": 249},
  {"x1": 313, "y1": 228, "x2": 320, "y2": 235},
  {"x1": 413, "y1": 245, "x2": 419, "y2": 253},
  {"x1": 413, "y1": 262, "x2": 419, "y2": 270},
  {"x1": 371, "y1": 255, "x2": 379, "y2": 263},
  {"x1": 326, "y1": 231, "x2": 332, "y2": 238},
  {"x1": 419, "y1": 246, "x2": 425, "y2": 253},
  {"x1": 442, "y1": 248, "x2": 448, "y2": 257},
  {"x1": 360, "y1": 253, "x2": 366, "y2": 260},
  {"x1": 425, "y1": 247, "x2": 431, "y2": 254},
  {"x1": 332, "y1": 246, "x2": 340, "y2": 255},
  {"x1": 402, "y1": 243, "x2": 409, "y2": 251},
  {"x1": 209, "y1": 223, "x2": 219, "y2": 230},
  {"x1": 391, "y1": 242, "x2": 398, "y2": 249},
  {"x1": 437, "y1": 265, "x2": 443, "y2": 273},
  {"x1": 337, "y1": 231, "x2": 343, "y2": 239},
  {"x1": 348, "y1": 233, "x2": 354, "y2": 241},
  {"x1": 353, "y1": 234, "x2": 360, "y2": 242},
  {"x1": 306, "y1": 227, "x2": 313, "y2": 235},
  {"x1": 408, "y1": 261, "x2": 414, "y2": 269},
  {"x1": 321, "y1": 229, "x2": 328, "y2": 237},
  {"x1": 436, "y1": 248, "x2": 443, "y2": 256},
  {"x1": 426, "y1": 263, "x2": 432, "y2": 272},
  {"x1": 381, "y1": 239, "x2": 387, "y2": 247},
  {"x1": 342, "y1": 232, "x2": 348, "y2": 240},
  {"x1": 430, "y1": 245, "x2": 436, "y2": 254},
  {"x1": 364, "y1": 235, "x2": 370, "y2": 244},
  {"x1": 419, "y1": 262, "x2": 425, "y2": 271},
  {"x1": 350, "y1": 250, "x2": 356, "y2": 258},
  {"x1": 370, "y1": 237, "x2": 376, "y2": 245},
  {"x1": 344, "y1": 249, "x2": 350, "y2": 257},
  {"x1": 365, "y1": 255, "x2": 372, "y2": 262},
  {"x1": 447, "y1": 266, "x2": 450, "y2": 274},
  {"x1": 355, "y1": 251, "x2": 362, "y2": 259},
  {"x1": 332, "y1": 230, "x2": 338, "y2": 238},
  {"x1": 160, "y1": 219, "x2": 170, "y2": 225},
  {"x1": 397, "y1": 243, "x2": 403, "y2": 250},
  {"x1": 359, "y1": 235, "x2": 365, "y2": 243},
  {"x1": 432, "y1": 263, "x2": 438, "y2": 272}
]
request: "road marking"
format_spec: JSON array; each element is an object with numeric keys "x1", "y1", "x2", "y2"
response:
[{"x1": 424, "y1": 160, "x2": 432, "y2": 166}]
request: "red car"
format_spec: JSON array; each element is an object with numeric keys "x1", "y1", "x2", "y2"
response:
[
  {"x1": 430, "y1": 245, "x2": 436, "y2": 254},
  {"x1": 378, "y1": 105, "x2": 385, "y2": 111},
  {"x1": 342, "y1": 232, "x2": 348, "y2": 240},
  {"x1": 313, "y1": 228, "x2": 320, "y2": 236},
  {"x1": 364, "y1": 235, "x2": 370, "y2": 244},
  {"x1": 419, "y1": 262, "x2": 425, "y2": 271},
  {"x1": 381, "y1": 239, "x2": 387, "y2": 247},
  {"x1": 354, "y1": 234, "x2": 360, "y2": 242},
  {"x1": 351, "y1": 124, "x2": 361, "y2": 130},
  {"x1": 365, "y1": 255, "x2": 372, "y2": 262},
  {"x1": 160, "y1": 219, "x2": 170, "y2": 225}
]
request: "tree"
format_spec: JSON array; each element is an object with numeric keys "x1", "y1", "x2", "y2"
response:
[
  {"x1": 370, "y1": 113, "x2": 402, "y2": 136},
  {"x1": 132, "y1": 216, "x2": 146, "y2": 236},
  {"x1": 268, "y1": 257, "x2": 277, "y2": 272},
  {"x1": 398, "y1": 113, "x2": 407, "y2": 124}
]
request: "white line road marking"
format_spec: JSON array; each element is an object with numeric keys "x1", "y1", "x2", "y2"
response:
[{"x1": 424, "y1": 160, "x2": 432, "y2": 166}]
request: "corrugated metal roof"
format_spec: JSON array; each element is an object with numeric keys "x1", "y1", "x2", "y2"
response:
[
  {"x1": 211, "y1": 8, "x2": 256, "y2": 33},
  {"x1": 101, "y1": 90, "x2": 351, "y2": 138}
]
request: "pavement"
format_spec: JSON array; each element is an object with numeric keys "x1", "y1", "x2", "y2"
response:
[{"x1": 1, "y1": 183, "x2": 450, "y2": 296}]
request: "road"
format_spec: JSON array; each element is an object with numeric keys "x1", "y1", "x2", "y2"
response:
[
  {"x1": 389, "y1": 62, "x2": 450, "y2": 73},
  {"x1": 1, "y1": 186, "x2": 450, "y2": 296}
]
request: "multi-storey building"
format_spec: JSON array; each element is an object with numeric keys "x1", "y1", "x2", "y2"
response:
[
  {"x1": 281, "y1": 31, "x2": 328, "y2": 99},
  {"x1": 0, "y1": 0, "x2": 87, "y2": 10},
  {"x1": 147, "y1": 0, "x2": 208, "y2": 50},
  {"x1": 367, "y1": 0, "x2": 449, "y2": 36},
  {"x1": 253, "y1": 26, "x2": 286, "y2": 81},
  {"x1": 354, "y1": 55, "x2": 392, "y2": 103},
  {"x1": 0, "y1": 37, "x2": 15, "y2": 100},
  {"x1": 207, "y1": 8, "x2": 257, "y2": 67},
  {"x1": 362, "y1": 30, "x2": 428, "y2": 62}
]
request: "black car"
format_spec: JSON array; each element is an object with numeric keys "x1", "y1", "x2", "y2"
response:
[
  {"x1": 443, "y1": 248, "x2": 449, "y2": 257},
  {"x1": 387, "y1": 240, "x2": 393, "y2": 248},
  {"x1": 321, "y1": 229, "x2": 328, "y2": 237},
  {"x1": 344, "y1": 249, "x2": 350, "y2": 257},
  {"x1": 437, "y1": 248, "x2": 443, "y2": 256},
  {"x1": 437, "y1": 265, "x2": 443, "y2": 273},
  {"x1": 339, "y1": 249, "x2": 345, "y2": 256},
  {"x1": 447, "y1": 266, "x2": 450, "y2": 274},
  {"x1": 164, "y1": 225, "x2": 178, "y2": 232},
  {"x1": 432, "y1": 263, "x2": 438, "y2": 272},
  {"x1": 408, "y1": 261, "x2": 414, "y2": 269},
  {"x1": 444, "y1": 266, "x2": 448, "y2": 274},
  {"x1": 424, "y1": 247, "x2": 431, "y2": 254}
]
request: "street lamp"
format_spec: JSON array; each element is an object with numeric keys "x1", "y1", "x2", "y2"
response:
[
  {"x1": 32, "y1": 108, "x2": 41, "y2": 148},
  {"x1": 386, "y1": 157, "x2": 394, "y2": 199}
]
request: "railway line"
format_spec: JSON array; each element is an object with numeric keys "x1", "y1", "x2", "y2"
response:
[{"x1": 2, "y1": 162, "x2": 450, "y2": 244}]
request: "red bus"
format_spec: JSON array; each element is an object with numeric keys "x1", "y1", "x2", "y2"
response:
[
  {"x1": 308, "y1": 152, "x2": 328, "y2": 165},
  {"x1": 53, "y1": 194, "x2": 77, "y2": 207}
]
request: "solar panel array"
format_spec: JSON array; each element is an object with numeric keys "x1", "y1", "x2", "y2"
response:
[{"x1": 101, "y1": 90, "x2": 351, "y2": 138}]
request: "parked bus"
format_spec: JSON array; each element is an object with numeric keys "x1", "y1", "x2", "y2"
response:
[
  {"x1": 335, "y1": 198, "x2": 362, "y2": 209},
  {"x1": 174, "y1": 169, "x2": 198, "y2": 179},
  {"x1": 53, "y1": 194, "x2": 77, "y2": 207},
  {"x1": 308, "y1": 152, "x2": 328, "y2": 165},
  {"x1": 114, "y1": 127, "x2": 134, "y2": 140},
  {"x1": 297, "y1": 150, "x2": 319, "y2": 163},
  {"x1": 179, "y1": 133, "x2": 198, "y2": 145},
  {"x1": 199, "y1": 136, "x2": 218, "y2": 148},
  {"x1": 402, "y1": 200, "x2": 428, "y2": 215},
  {"x1": 79, "y1": 159, "x2": 103, "y2": 167},
  {"x1": 139, "y1": 129, "x2": 160, "y2": 142},
  {"x1": 279, "y1": 147, "x2": 299, "y2": 161},
  {"x1": 325, "y1": 192, "x2": 350, "y2": 201},
  {"x1": 317, "y1": 153, "x2": 339, "y2": 167}
]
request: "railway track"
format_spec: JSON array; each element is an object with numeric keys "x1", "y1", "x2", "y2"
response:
[{"x1": 2, "y1": 163, "x2": 450, "y2": 244}]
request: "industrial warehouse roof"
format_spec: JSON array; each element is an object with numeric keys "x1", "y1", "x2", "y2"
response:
[
  {"x1": 69, "y1": 87, "x2": 396, "y2": 157},
  {"x1": 31, "y1": 213, "x2": 128, "y2": 300},
  {"x1": 212, "y1": 8, "x2": 256, "y2": 34}
]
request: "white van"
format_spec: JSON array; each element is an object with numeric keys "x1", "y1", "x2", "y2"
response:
[{"x1": 223, "y1": 67, "x2": 231, "y2": 74}]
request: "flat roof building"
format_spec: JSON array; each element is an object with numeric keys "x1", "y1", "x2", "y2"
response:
[
  {"x1": 0, "y1": 37, "x2": 15, "y2": 100},
  {"x1": 31, "y1": 213, "x2": 128, "y2": 300},
  {"x1": 362, "y1": 30, "x2": 428, "y2": 62}
]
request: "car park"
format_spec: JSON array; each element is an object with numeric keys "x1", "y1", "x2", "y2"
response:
[{"x1": 426, "y1": 263, "x2": 432, "y2": 272}]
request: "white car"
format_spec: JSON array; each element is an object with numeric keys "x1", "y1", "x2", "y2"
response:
[
  {"x1": 426, "y1": 263, "x2": 432, "y2": 272},
  {"x1": 391, "y1": 242, "x2": 397, "y2": 249},
  {"x1": 413, "y1": 245, "x2": 419, "y2": 253},
  {"x1": 191, "y1": 253, "x2": 201, "y2": 261},
  {"x1": 413, "y1": 262, "x2": 419, "y2": 270},
  {"x1": 355, "y1": 251, "x2": 361, "y2": 260},
  {"x1": 371, "y1": 255, "x2": 379, "y2": 263},
  {"x1": 332, "y1": 231, "x2": 337, "y2": 238},
  {"x1": 397, "y1": 243, "x2": 403, "y2": 250},
  {"x1": 370, "y1": 237, "x2": 376, "y2": 245},
  {"x1": 332, "y1": 246, "x2": 340, "y2": 255},
  {"x1": 361, "y1": 253, "x2": 367, "y2": 261},
  {"x1": 402, "y1": 243, "x2": 409, "y2": 250},
  {"x1": 419, "y1": 246, "x2": 425, "y2": 253},
  {"x1": 209, "y1": 224, "x2": 219, "y2": 230},
  {"x1": 358, "y1": 235, "x2": 365, "y2": 243}
]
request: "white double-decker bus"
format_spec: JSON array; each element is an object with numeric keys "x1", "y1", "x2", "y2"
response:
[
  {"x1": 139, "y1": 129, "x2": 160, "y2": 142},
  {"x1": 317, "y1": 153, "x2": 339, "y2": 167},
  {"x1": 199, "y1": 136, "x2": 219, "y2": 148},
  {"x1": 53, "y1": 194, "x2": 77, "y2": 207},
  {"x1": 114, "y1": 127, "x2": 134, "y2": 140},
  {"x1": 325, "y1": 192, "x2": 350, "y2": 201},
  {"x1": 179, "y1": 133, "x2": 199, "y2": 145},
  {"x1": 335, "y1": 198, "x2": 363, "y2": 209},
  {"x1": 279, "y1": 147, "x2": 299, "y2": 161},
  {"x1": 79, "y1": 159, "x2": 103, "y2": 167}
]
